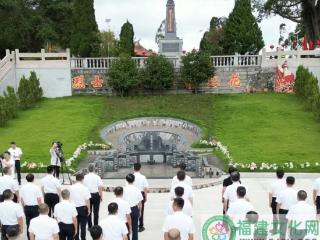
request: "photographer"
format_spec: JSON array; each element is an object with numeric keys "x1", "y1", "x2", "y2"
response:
[{"x1": 50, "y1": 142, "x2": 61, "y2": 178}]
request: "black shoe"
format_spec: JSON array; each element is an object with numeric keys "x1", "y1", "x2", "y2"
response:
[{"x1": 138, "y1": 227, "x2": 145, "y2": 232}]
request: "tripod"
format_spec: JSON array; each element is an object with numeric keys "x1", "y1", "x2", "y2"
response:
[{"x1": 56, "y1": 148, "x2": 72, "y2": 185}]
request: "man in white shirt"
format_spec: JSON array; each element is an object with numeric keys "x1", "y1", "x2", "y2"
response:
[
  {"x1": 223, "y1": 171, "x2": 247, "y2": 212},
  {"x1": 163, "y1": 198, "x2": 195, "y2": 240},
  {"x1": 29, "y1": 203, "x2": 59, "y2": 240},
  {"x1": 133, "y1": 163, "x2": 148, "y2": 232},
  {"x1": 8, "y1": 142, "x2": 23, "y2": 185},
  {"x1": 269, "y1": 168, "x2": 286, "y2": 234},
  {"x1": 171, "y1": 163, "x2": 192, "y2": 189},
  {"x1": 277, "y1": 176, "x2": 297, "y2": 240},
  {"x1": 227, "y1": 186, "x2": 254, "y2": 226},
  {"x1": 167, "y1": 187, "x2": 192, "y2": 217},
  {"x1": 0, "y1": 190, "x2": 24, "y2": 240},
  {"x1": 40, "y1": 166, "x2": 61, "y2": 217},
  {"x1": 170, "y1": 171, "x2": 193, "y2": 205},
  {"x1": 287, "y1": 190, "x2": 316, "y2": 240},
  {"x1": 69, "y1": 173, "x2": 91, "y2": 240},
  {"x1": 83, "y1": 164, "x2": 104, "y2": 228},
  {"x1": 0, "y1": 167, "x2": 19, "y2": 203},
  {"x1": 20, "y1": 174, "x2": 42, "y2": 240},
  {"x1": 313, "y1": 177, "x2": 320, "y2": 215},
  {"x1": 112, "y1": 187, "x2": 131, "y2": 238},
  {"x1": 54, "y1": 189, "x2": 78, "y2": 240},
  {"x1": 100, "y1": 202, "x2": 128, "y2": 240},
  {"x1": 123, "y1": 174, "x2": 143, "y2": 240}
]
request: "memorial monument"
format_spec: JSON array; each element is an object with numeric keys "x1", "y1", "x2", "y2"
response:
[{"x1": 158, "y1": 0, "x2": 183, "y2": 57}]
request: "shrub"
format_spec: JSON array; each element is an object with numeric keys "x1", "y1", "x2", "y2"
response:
[
  {"x1": 29, "y1": 71, "x2": 43, "y2": 102},
  {"x1": 295, "y1": 65, "x2": 320, "y2": 121},
  {"x1": 181, "y1": 51, "x2": 215, "y2": 93},
  {"x1": 18, "y1": 75, "x2": 33, "y2": 109},
  {"x1": 141, "y1": 55, "x2": 175, "y2": 94},
  {"x1": 108, "y1": 54, "x2": 139, "y2": 96},
  {"x1": 3, "y1": 86, "x2": 19, "y2": 119},
  {"x1": 0, "y1": 96, "x2": 8, "y2": 127}
]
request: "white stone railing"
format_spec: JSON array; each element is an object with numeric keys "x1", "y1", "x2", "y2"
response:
[
  {"x1": 70, "y1": 56, "x2": 181, "y2": 70},
  {"x1": 15, "y1": 49, "x2": 70, "y2": 69},
  {"x1": 260, "y1": 48, "x2": 320, "y2": 68},
  {"x1": 210, "y1": 55, "x2": 261, "y2": 67},
  {"x1": 0, "y1": 50, "x2": 15, "y2": 82}
]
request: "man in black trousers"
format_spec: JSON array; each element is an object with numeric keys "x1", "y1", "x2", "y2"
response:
[
  {"x1": 20, "y1": 174, "x2": 42, "y2": 240},
  {"x1": 40, "y1": 166, "x2": 61, "y2": 217}
]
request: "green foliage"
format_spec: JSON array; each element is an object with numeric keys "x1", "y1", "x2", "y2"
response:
[
  {"x1": 181, "y1": 51, "x2": 215, "y2": 93},
  {"x1": 18, "y1": 76, "x2": 33, "y2": 110},
  {"x1": 70, "y1": 0, "x2": 100, "y2": 57},
  {"x1": 0, "y1": 0, "x2": 73, "y2": 57},
  {"x1": 0, "y1": 96, "x2": 9, "y2": 127},
  {"x1": 17, "y1": 72, "x2": 43, "y2": 109},
  {"x1": 223, "y1": 0, "x2": 264, "y2": 54},
  {"x1": 252, "y1": 0, "x2": 320, "y2": 42},
  {"x1": 119, "y1": 21, "x2": 135, "y2": 56},
  {"x1": 3, "y1": 86, "x2": 19, "y2": 119},
  {"x1": 99, "y1": 31, "x2": 119, "y2": 57},
  {"x1": 199, "y1": 17, "x2": 226, "y2": 55},
  {"x1": 141, "y1": 55, "x2": 175, "y2": 93},
  {"x1": 294, "y1": 65, "x2": 320, "y2": 120},
  {"x1": 29, "y1": 71, "x2": 43, "y2": 102},
  {"x1": 108, "y1": 54, "x2": 139, "y2": 96}
]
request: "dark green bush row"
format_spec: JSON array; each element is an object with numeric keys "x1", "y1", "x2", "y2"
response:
[
  {"x1": 107, "y1": 52, "x2": 215, "y2": 96},
  {"x1": 294, "y1": 65, "x2": 320, "y2": 120},
  {"x1": 0, "y1": 71, "x2": 43, "y2": 127}
]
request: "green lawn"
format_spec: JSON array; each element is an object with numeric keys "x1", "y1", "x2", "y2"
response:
[
  {"x1": 212, "y1": 93, "x2": 320, "y2": 171},
  {"x1": 1, "y1": 94, "x2": 320, "y2": 172},
  {"x1": 0, "y1": 96, "x2": 105, "y2": 169}
]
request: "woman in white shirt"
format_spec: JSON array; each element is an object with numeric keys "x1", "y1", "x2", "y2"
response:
[
  {"x1": 1, "y1": 151, "x2": 15, "y2": 178},
  {"x1": 50, "y1": 142, "x2": 61, "y2": 178}
]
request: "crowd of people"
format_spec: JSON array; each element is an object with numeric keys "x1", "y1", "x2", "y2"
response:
[{"x1": 1, "y1": 141, "x2": 320, "y2": 240}]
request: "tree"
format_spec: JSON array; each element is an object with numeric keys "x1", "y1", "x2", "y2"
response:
[
  {"x1": 70, "y1": 0, "x2": 100, "y2": 57},
  {"x1": 17, "y1": 76, "x2": 33, "y2": 109},
  {"x1": 119, "y1": 21, "x2": 135, "y2": 56},
  {"x1": 99, "y1": 31, "x2": 119, "y2": 57},
  {"x1": 36, "y1": 0, "x2": 73, "y2": 51},
  {"x1": 252, "y1": 0, "x2": 320, "y2": 43},
  {"x1": 222, "y1": 0, "x2": 264, "y2": 54},
  {"x1": 29, "y1": 71, "x2": 43, "y2": 102},
  {"x1": 181, "y1": 51, "x2": 215, "y2": 93},
  {"x1": 4, "y1": 86, "x2": 19, "y2": 119},
  {"x1": 0, "y1": 96, "x2": 8, "y2": 127},
  {"x1": 199, "y1": 17, "x2": 226, "y2": 55},
  {"x1": 0, "y1": 0, "x2": 42, "y2": 57},
  {"x1": 141, "y1": 55, "x2": 175, "y2": 94},
  {"x1": 108, "y1": 54, "x2": 139, "y2": 96}
]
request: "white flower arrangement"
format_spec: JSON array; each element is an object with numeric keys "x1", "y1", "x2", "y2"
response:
[
  {"x1": 210, "y1": 139, "x2": 319, "y2": 171},
  {"x1": 21, "y1": 142, "x2": 112, "y2": 169}
]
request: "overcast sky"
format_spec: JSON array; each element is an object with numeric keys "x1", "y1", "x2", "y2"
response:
[{"x1": 94, "y1": 0, "x2": 296, "y2": 52}]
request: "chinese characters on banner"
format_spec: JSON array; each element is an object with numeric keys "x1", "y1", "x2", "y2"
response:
[{"x1": 72, "y1": 75, "x2": 104, "y2": 90}]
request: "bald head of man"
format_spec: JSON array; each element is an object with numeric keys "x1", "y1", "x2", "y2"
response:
[{"x1": 168, "y1": 228, "x2": 181, "y2": 240}]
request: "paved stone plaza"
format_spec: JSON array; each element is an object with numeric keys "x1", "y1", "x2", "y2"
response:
[{"x1": 19, "y1": 173, "x2": 319, "y2": 240}]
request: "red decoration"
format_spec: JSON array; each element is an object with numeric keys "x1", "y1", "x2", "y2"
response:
[
  {"x1": 316, "y1": 40, "x2": 320, "y2": 46},
  {"x1": 91, "y1": 75, "x2": 104, "y2": 88},
  {"x1": 72, "y1": 75, "x2": 86, "y2": 89}
]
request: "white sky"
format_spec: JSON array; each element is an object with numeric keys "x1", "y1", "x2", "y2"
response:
[{"x1": 94, "y1": 0, "x2": 296, "y2": 52}]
